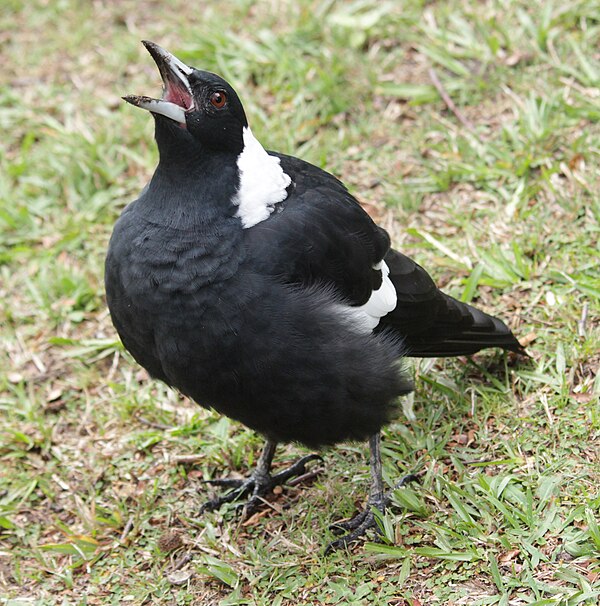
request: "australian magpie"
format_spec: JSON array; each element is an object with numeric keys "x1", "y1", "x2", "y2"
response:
[{"x1": 105, "y1": 41, "x2": 525, "y2": 552}]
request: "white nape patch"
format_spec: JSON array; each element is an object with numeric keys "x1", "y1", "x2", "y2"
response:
[
  {"x1": 233, "y1": 127, "x2": 291, "y2": 228},
  {"x1": 337, "y1": 260, "x2": 397, "y2": 333}
]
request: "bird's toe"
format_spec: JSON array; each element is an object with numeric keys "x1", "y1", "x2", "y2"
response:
[
  {"x1": 325, "y1": 472, "x2": 420, "y2": 552},
  {"x1": 329, "y1": 509, "x2": 370, "y2": 535},
  {"x1": 270, "y1": 453, "x2": 324, "y2": 485},
  {"x1": 199, "y1": 476, "x2": 257, "y2": 514},
  {"x1": 200, "y1": 454, "x2": 322, "y2": 517},
  {"x1": 325, "y1": 509, "x2": 382, "y2": 555}
]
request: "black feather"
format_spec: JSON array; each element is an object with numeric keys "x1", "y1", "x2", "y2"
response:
[
  {"x1": 106, "y1": 50, "x2": 526, "y2": 453},
  {"x1": 105, "y1": 160, "x2": 413, "y2": 449},
  {"x1": 378, "y1": 250, "x2": 526, "y2": 357}
]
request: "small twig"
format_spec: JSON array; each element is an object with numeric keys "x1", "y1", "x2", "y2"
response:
[
  {"x1": 246, "y1": 495, "x2": 283, "y2": 516},
  {"x1": 578, "y1": 301, "x2": 589, "y2": 338},
  {"x1": 170, "y1": 552, "x2": 192, "y2": 572},
  {"x1": 287, "y1": 468, "x2": 323, "y2": 487},
  {"x1": 138, "y1": 416, "x2": 171, "y2": 430},
  {"x1": 541, "y1": 394, "x2": 554, "y2": 429},
  {"x1": 172, "y1": 454, "x2": 204, "y2": 465},
  {"x1": 119, "y1": 516, "x2": 135, "y2": 543},
  {"x1": 106, "y1": 350, "x2": 120, "y2": 383},
  {"x1": 428, "y1": 67, "x2": 478, "y2": 136}
]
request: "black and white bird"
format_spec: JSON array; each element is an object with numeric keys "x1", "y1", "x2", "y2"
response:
[{"x1": 106, "y1": 41, "x2": 525, "y2": 551}]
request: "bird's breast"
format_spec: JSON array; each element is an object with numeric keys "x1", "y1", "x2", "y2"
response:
[{"x1": 106, "y1": 209, "x2": 247, "y2": 326}]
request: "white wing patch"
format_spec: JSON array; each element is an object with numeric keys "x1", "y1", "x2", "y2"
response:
[
  {"x1": 233, "y1": 127, "x2": 291, "y2": 228},
  {"x1": 338, "y1": 260, "x2": 397, "y2": 333}
]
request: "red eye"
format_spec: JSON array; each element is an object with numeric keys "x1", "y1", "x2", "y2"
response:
[{"x1": 210, "y1": 91, "x2": 227, "y2": 109}]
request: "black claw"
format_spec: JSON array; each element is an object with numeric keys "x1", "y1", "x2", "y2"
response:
[
  {"x1": 325, "y1": 509, "x2": 381, "y2": 555},
  {"x1": 394, "y1": 473, "x2": 420, "y2": 489},
  {"x1": 325, "y1": 472, "x2": 419, "y2": 554},
  {"x1": 199, "y1": 477, "x2": 256, "y2": 514},
  {"x1": 199, "y1": 454, "x2": 322, "y2": 516},
  {"x1": 271, "y1": 453, "x2": 323, "y2": 484},
  {"x1": 329, "y1": 509, "x2": 369, "y2": 534}
]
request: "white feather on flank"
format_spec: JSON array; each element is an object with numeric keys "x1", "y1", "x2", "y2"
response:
[
  {"x1": 338, "y1": 260, "x2": 397, "y2": 333},
  {"x1": 233, "y1": 127, "x2": 291, "y2": 228}
]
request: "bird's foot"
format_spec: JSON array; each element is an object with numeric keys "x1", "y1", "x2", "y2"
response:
[
  {"x1": 200, "y1": 454, "x2": 322, "y2": 518},
  {"x1": 325, "y1": 473, "x2": 419, "y2": 554},
  {"x1": 326, "y1": 502, "x2": 384, "y2": 554}
]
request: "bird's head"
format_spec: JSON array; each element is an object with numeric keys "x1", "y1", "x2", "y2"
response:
[{"x1": 123, "y1": 41, "x2": 248, "y2": 155}]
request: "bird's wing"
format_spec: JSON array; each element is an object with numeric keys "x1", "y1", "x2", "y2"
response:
[
  {"x1": 245, "y1": 152, "x2": 525, "y2": 355},
  {"x1": 243, "y1": 152, "x2": 390, "y2": 307}
]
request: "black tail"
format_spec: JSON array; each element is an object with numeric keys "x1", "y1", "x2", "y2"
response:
[
  {"x1": 379, "y1": 249, "x2": 527, "y2": 358},
  {"x1": 397, "y1": 293, "x2": 526, "y2": 357}
]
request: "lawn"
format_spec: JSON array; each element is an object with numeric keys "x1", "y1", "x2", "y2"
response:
[{"x1": 1, "y1": 0, "x2": 599, "y2": 604}]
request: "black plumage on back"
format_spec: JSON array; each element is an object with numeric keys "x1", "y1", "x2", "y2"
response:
[{"x1": 106, "y1": 41, "x2": 526, "y2": 551}]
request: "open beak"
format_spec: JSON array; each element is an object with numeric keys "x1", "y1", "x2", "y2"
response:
[{"x1": 123, "y1": 41, "x2": 194, "y2": 125}]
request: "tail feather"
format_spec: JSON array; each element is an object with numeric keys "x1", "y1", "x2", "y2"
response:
[
  {"x1": 399, "y1": 295, "x2": 526, "y2": 358},
  {"x1": 415, "y1": 305, "x2": 525, "y2": 356},
  {"x1": 380, "y1": 249, "x2": 527, "y2": 358}
]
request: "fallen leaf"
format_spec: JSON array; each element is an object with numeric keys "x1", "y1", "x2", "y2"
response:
[
  {"x1": 499, "y1": 549, "x2": 520, "y2": 564},
  {"x1": 519, "y1": 332, "x2": 537, "y2": 347},
  {"x1": 166, "y1": 569, "x2": 192, "y2": 586},
  {"x1": 242, "y1": 509, "x2": 271, "y2": 527}
]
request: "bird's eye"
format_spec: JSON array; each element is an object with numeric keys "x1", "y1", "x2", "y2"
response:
[{"x1": 210, "y1": 91, "x2": 227, "y2": 109}]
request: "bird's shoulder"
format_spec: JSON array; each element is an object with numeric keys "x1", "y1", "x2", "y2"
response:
[
  {"x1": 263, "y1": 151, "x2": 390, "y2": 256},
  {"x1": 274, "y1": 152, "x2": 351, "y2": 196}
]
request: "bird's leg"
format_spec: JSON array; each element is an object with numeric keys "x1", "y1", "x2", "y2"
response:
[
  {"x1": 200, "y1": 440, "x2": 322, "y2": 518},
  {"x1": 326, "y1": 432, "x2": 418, "y2": 554}
]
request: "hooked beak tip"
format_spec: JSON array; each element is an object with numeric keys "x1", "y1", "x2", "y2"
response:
[
  {"x1": 141, "y1": 40, "x2": 160, "y2": 55},
  {"x1": 123, "y1": 42, "x2": 193, "y2": 124},
  {"x1": 122, "y1": 94, "x2": 142, "y2": 107}
]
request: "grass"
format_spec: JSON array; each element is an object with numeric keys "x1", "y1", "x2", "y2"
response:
[{"x1": 1, "y1": 0, "x2": 599, "y2": 603}]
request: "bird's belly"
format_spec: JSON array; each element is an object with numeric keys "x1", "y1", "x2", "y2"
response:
[
  {"x1": 107, "y1": 253, "x2": 410, "y2": 448},
  {"x1": 105, "y1": 231, "x2": 246, "y2": 384}
]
